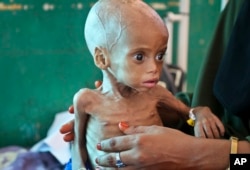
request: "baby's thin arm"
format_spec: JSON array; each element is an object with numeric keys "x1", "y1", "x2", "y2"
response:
[
  {"x1": 157, "y1": 86, "x2": 225, "y2": 138},
  {"x1": 71, "y1": 113, "x2": 88, "y2": 169},
  {"x1": 156, "y1": 86, "x2": 190, "y2": 120},
  {"x1": 71, "y1": 89, "x2": 90, "y2": 169}
]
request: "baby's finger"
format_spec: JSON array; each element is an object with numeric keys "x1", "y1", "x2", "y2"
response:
[
  {"x1": 202, "y1": 122, "x2": 214, "y2": 138},
  {"x1": 214, "y1": 117, "x2": 225, "y2": 137},
  {"x1": 194, "y1": 122, "x2": 206, "y2": 138},
  {"x1": 210, "y1": 123, "x2": 220, "y2": 138}
]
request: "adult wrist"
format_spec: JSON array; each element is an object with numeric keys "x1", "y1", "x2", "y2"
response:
[{"x1": 238, "y1": 140, "x2": 250, "y2": 153}]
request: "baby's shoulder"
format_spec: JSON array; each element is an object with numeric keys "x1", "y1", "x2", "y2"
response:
[
  {"x1": 152, "y1": 84, "x2": 169, "y2": 93},
  {"x1": 151, "y1": 85, "x2": 172, "y2": 97},
  {"x1": 75, "y1": 88, "x2": 95, "y2": 97},
  {"x1": 73, "y1": 88, "x2": 100, "y2": 105}
]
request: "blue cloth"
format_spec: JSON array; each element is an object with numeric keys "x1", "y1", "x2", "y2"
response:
[{"x1": 64, "y1": 158, "x2": 92, "y2": 170}]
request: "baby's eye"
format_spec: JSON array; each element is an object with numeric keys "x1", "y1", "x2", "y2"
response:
[
  {"x1": 134, "y1": 53, "x2": 144, "y2": 61},
  {"x1": 156, "y1": 53, "x2": 165, "y2": 61}
]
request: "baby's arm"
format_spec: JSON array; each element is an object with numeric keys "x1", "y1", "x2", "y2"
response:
[
  {"x1": 155, "y1": 85, "x2": 190, "y2": 120},
  {"x1": 71, "y1": 89, "x2": 90, "y2": 169},
  {"x1": 156, "y1": 85, "x2": 225, "y2": 138}
]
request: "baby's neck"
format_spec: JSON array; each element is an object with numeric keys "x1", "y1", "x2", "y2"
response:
[{"x1": 101, "y1": 71, "x2": 138, "y2": 98}]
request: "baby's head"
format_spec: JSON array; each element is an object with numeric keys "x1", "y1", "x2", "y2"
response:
[{"x1": 85, "y1": 0, "x2": 169, "y2": 91}]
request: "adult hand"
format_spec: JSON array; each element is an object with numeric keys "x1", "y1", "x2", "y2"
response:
[
  {"x1": 95, "y1": 122, "x2": 196, "y2": 169},
  {"x1": 193, "y1": 106, "x2": 225, "y2": 138},
  {"x1": 59, "y1": 112, "x2": 75, "y2": 142},
  {"x1": 59, "y1": 80, "x2": 102, "y2": 142}
]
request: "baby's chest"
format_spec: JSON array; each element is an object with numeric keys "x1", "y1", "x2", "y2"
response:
[
  {"x1": 91, "y1": 98, "x2": 161, "y2": 125},
  {"x1": 86, "y1": 97, "x2": 163, "y2": 141}
]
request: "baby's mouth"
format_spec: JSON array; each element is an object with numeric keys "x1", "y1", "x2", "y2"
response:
[{"x1": 143, "y1": 79, "x2": 158, "y2": 88}]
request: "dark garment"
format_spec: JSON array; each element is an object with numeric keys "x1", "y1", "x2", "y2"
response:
[
  {"x1": 188, "y1": 0, "x2": 249, "y2": 140},
  {"x1": 191, "y1": 0, "x2": 244, "y2": 117},
  {"x1": 213, "y1": 0, "x2": 250, "y2": 129}
]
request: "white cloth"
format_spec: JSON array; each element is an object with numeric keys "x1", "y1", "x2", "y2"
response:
[{"x1": 31, "y1": 111, "x2": 74, "y2": 164}]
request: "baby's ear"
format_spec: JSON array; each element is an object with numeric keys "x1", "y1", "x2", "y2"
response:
[{"x1": 94, "y1": 47, "x2": 110, "y2": 69}]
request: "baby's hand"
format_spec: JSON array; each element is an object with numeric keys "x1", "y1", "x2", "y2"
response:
[{"x1": 192, "y1": 107, "x2": 225, "y2": 138}]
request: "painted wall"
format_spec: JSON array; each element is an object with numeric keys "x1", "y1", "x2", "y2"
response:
[
  {"x1": 0, "y1": 0, "x2": 221, "y2": 147},
  {"x1": 187, "y1": 0, "x2": 221, "y2": 92},
  {"x1": 0, "y1": 0, "x2": 102, "y2": 147}
]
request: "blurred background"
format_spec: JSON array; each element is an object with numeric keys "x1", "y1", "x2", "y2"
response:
[{"x1": 0, "y1": 0, "x2": 224, "y2": 148}]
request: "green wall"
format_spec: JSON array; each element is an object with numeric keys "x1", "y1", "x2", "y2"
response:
[
  {"x1": 0, "y1": 0, "x2": 221, "y2": 147},
  {"x1": 187, "y1": 0, "x2": 221, "y2": 92},
  {"x1": 0, "y1": 0, "x2": 102, "y2": 147}
]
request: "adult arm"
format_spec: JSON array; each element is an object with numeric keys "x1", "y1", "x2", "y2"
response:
[{"x1": 96, "y1": 123, "x2": 250, "y2": 170}]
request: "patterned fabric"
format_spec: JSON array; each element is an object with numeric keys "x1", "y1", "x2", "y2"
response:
[{"x1": 0, "y1": 146, "x2": 63, "y2": 170}]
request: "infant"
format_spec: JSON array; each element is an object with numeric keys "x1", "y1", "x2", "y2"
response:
[{"x1": 71, "y1": 0, "x2": 193, "y2": 169}]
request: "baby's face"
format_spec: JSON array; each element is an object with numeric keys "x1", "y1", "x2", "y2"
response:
[{"x1": 109, "y1": 18, "x2": 168, "y2": 92}]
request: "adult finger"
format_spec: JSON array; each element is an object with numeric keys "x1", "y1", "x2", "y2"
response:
[
  {"x1": 118, "y1": 122, "x2": 158, "y2": 135},
  {"x1": 96, "y1": 152, "x2": 117, "y2": 168},
  {"x1": 63, "y1": 133, "x2": 74, "y2": 142},
  {"x1": 95, "y1": 80, "x2": 102, "y2": 88},
  {"x1": 59, "y1": 119, "x2": 74, "y2": 134},
  {"x1": 96, "y1": 150, "x2": 137, "y2": 169},
  {"x1": 68, "y1": 105, "x2": 74, "y2": 113},
  {"x1": 98, "y1": 125, "x2": 165, "y2": 157},
  {"x1": 98, "y1": 135, "x2": 137, "y2": 152},
  {"x1": 59, "y1": 119, "x2": 75, "y2": 142}
]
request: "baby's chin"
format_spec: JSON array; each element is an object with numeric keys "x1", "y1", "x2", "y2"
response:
[
  {"x1": 131, "y1": 85, "x2": 156, "y2": 93},
  {"x1": 120, "y1": 82, "x2": 156, "y2": 93}
]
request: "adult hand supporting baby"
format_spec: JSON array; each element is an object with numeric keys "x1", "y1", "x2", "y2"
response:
[
  {"x1": 95, "y1": 122, "x2": 230, "y2": 170},
  {"x1": 60, "y1": 79, "x2": 225, "y2": 141}
]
